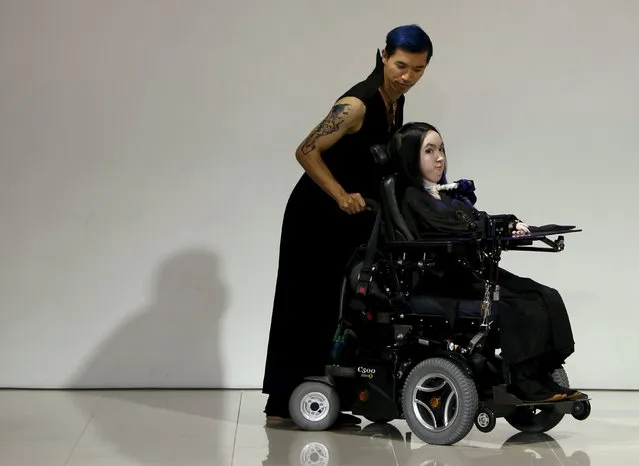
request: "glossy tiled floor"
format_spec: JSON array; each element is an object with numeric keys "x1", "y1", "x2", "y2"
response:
[{"x1": 1, "y1": 389, "x2": 638, "y2": 465}]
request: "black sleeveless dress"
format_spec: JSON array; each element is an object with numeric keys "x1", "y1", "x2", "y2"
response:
[{"x1": 262, "y1": 51, "x2": 405, "y2": 415}]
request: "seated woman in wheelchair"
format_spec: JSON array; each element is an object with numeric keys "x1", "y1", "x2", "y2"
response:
[{"x1": 388, "y1": 121, "x2": 586, "y2": 403}]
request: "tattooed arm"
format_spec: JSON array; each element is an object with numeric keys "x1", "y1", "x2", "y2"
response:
[{"x1": 295, "y1": 96, "x2": 366, "y2": 208}]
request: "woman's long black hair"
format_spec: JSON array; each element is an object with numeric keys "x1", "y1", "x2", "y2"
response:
[
  {"x1": 388, "y1": 121, "x2": 480, "y2": 209},
  {"x1": 388, "y1": 121, "x2": 448, "y2": 193}
]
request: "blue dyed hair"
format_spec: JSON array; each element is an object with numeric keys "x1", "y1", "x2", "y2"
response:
[{"x1": 385, "y1": 24, "x2": 433, "y2": 62}]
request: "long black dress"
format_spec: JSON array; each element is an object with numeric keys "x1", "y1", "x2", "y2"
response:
[
  {"x1": 401, "y1": 187, "x2": 576, "y2": 397},
  {"x1": 262, "y1": 52, "x2": 405, "y2": 416}
]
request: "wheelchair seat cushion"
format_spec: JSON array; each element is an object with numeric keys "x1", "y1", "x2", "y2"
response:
[{"x1": 407, "y1": 294, "x2": 504, "y2": 322}]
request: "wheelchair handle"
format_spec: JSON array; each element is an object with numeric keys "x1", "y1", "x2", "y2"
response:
[{"x1": 363, "y1": 197, "x2": 380, "y2": 212}]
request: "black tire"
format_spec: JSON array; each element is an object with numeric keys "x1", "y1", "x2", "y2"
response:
[
  {"x1": 504, "y1": 367, "x2": 569, "y2": 433},
  {"x1": 572, "y1": 400, "x2": 591, "y2": 421},
  {"x1": 475, "y1": 408, "x2": 497, "y2": 433},
  {"x1": 289, "y1": 381, "x2": 341, "y2": 431},
  {"x1": 401, "y1": 357, "x2": 479, "y2": 445}
]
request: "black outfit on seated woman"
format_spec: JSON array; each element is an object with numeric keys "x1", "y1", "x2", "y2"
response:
[
  {"x1": 262, "y1": 51, "x2": 405, "y2": 418},
  {"x1": 401, "y1": 186, "x2": 576, "y2": 401}
]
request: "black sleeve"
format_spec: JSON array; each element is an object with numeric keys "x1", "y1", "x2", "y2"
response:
[{"x1": 403, "y1": 187, "x2": 484, "y2": 237}]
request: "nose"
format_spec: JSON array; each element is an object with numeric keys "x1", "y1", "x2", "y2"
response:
[{"x1": 401, "y1": 70, "x2": 416, "y2": 84}]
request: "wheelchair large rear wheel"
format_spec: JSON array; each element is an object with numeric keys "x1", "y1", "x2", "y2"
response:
[
  {"x1": 504, "y1": 367, "x2": 570, "y2": 433},
  {"x1": 289, "y1": 381, "x2": 341, "y2": 431},
  {"x1": 401, "y1": 357, "x2": 479, "y2": 445}
]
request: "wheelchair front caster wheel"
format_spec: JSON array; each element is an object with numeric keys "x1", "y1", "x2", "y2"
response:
[
  {"x1": 289, "y1": 381, "x2": 340, "y2": 431},
  {"x1": 475, "y1": 408, "x2": 496, "y2": 433},
  {"x1": 572, "y1": 400, "x2": 591, "y2": 421}
]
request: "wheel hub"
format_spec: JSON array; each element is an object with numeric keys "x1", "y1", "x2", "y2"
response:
[
  {"x1": 300, "y1": 392, "x2": 330, "y2": 422},
  {"x1": 412, "y1": 373, "x2": 459, "y2": 432},
  {"x1": 477, "y1": 412, "x2": 490, "y2": 428}
]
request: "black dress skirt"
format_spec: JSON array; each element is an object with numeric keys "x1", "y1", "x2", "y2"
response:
[{"x1": 262, "y1": 52, "x2": 406, "y2": 416}]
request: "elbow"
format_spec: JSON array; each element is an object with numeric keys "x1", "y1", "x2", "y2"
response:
[
  {"x1": 294, "y1": 149, "x2": 307, "y2": 169},
  {"x1": 295, "y1": 146, "x2": 318, "y2": 167}
]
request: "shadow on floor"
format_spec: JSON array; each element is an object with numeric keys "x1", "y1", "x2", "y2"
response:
[{"x1": 68, "y1": 247, "x2": 232, "y2": 464}]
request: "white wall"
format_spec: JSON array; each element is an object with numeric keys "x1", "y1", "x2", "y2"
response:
[{"x1": 1, "y1": 0, "x2": 637, "y2": 390}]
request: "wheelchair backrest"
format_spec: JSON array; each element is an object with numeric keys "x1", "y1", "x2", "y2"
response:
[
  {"x1": 370, "y1": 144, "x2": 415, "y2": 242},
  {"x1": 381, "y1": 176, "x2": 415, "y2": 241}
]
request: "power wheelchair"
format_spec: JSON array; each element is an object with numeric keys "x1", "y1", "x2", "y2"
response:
[{"x1": 287, "y1": 145, "x2": 591, "y2": 446}]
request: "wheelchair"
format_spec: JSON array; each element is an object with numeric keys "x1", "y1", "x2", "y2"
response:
[{"x1": 287, "y1": 145, "x2": 591, "y2": 446}]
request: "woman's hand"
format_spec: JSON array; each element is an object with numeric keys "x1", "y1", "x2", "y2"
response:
[
  {"x1": 512, "y1": 221, "x2": 531, "y2": 237},
  {"x1": 337, "y1": 192, "x2": 366, "y2": 214}
]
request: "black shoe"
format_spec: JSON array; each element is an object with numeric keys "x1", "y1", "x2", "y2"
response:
[
  {"x1": 509, "y1": 379, "x2": 567, "y2": 403},
  {"x1": 540, "y1": 373, "x2": 587, "y2": 400}
]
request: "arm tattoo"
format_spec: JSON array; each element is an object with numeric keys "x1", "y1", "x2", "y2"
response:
[{"x1": 300, "y1": 103, "x2": 351, "y2": 155}]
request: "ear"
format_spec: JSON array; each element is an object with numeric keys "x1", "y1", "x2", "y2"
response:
[{"x1": 381, "y1": 48, "x2": 389, "y2": 64}]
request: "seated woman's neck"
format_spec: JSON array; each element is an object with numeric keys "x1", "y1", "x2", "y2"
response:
[{"x1": 422, "y1": 179, "x2": 441, "y2": 199}]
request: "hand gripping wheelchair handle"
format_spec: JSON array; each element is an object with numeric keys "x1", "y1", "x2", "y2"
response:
[{"x1": 363, "y1": 197, "x2": 380, "y2": 212}]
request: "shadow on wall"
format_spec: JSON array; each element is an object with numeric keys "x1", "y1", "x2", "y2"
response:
[{"x1": 68, "y1": 247, "x2": 235, "y2": 463}]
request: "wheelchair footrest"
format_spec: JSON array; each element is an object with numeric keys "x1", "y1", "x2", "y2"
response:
[{"x1": 492, "y1": 385, "x2": 591, "y2": 414}]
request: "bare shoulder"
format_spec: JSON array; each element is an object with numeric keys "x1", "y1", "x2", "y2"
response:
[
  {"x1": 334, "y1": 95, "x2": 367, "y2": 126},
  {"x1": 317, "y1": 96, "x2": 366, "y2": 135},
  {"x1": 297, "y1": 96, "x2": 367, "y2": 157}
]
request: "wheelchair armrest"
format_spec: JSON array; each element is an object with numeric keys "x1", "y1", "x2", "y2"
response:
[
  {"x1": 503, "y1": 227, "x2": 582, "y2": 253},
  {"x1": 481, "y1": 214, "x2": 582, "y2": 253},
  {"x1": 386, "y1": 237, "x2": 477, "y2": 254}
]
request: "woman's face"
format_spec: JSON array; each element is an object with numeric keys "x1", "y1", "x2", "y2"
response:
[{"x1": 419, "y1": 130, "x2": 446, "y2": 184}]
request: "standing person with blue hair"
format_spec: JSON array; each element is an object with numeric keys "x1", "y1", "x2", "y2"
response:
[{"x1": 262, "y1": 24, "x2": 434, "y2": 425}]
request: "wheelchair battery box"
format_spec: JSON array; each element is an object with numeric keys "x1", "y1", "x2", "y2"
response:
[{"x1": 350, "y1": 360, "x2": 398, "y2": 418}]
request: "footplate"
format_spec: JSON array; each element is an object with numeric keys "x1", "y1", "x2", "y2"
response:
[{"x1": 492, "y1": 384, "x2": 591, "y2": 414}]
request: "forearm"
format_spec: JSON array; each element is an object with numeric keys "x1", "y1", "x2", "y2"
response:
[
  {"x1": 415, "y1": 213, "x2": 477, "y2": 236},
  {"x1": 295, "y1": 149, "x2": 345, "y2": 202}
]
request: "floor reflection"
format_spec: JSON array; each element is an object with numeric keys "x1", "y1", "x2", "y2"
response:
[{"x1": 262, "y1": 423, "x2": 591, "y2": 466}]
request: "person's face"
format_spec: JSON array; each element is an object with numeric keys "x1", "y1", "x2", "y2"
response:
[
  {"x1": 382, "y1": 48, "x2": 429, "y2": 94},
  {"x1": 419, "y1": 130, "x2": 446, "y2": 184}
]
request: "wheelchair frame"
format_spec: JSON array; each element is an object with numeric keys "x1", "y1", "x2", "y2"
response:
[{"x1": 286, "y1": 148, "x2": 591, "y2": 445}]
